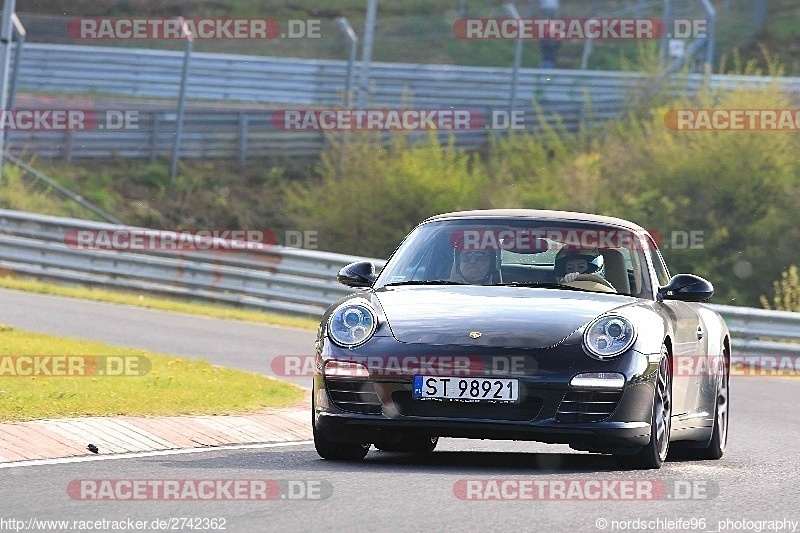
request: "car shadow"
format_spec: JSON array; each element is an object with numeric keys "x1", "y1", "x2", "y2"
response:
[{"x1": 155, "y1": 447, "x2": 666, "y2": 474}]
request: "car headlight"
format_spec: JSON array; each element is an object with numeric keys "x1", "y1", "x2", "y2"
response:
[
  {"x1": 583, "y1": 315, "x2": 636, "y2": 358},
  {"x1": 328, "y1": 300, "x2": 378, "y2": 347}
]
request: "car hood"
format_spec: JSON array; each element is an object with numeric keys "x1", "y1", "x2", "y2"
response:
[{"x1": 374, "y1": 285, "x2": 635, "y2": 349}]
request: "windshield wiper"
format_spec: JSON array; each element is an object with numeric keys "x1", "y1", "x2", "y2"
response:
[
  {"x1": 493, "y1": 281, "x2": 589, "y2": 291},
  {"x1": 383, "y1": 280, "x2": 466, "y2": 286}
]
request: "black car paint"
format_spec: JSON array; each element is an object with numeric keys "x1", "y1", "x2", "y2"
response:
[{"x1": 313, "y1": 213, "x2": 728, "y2": 456}]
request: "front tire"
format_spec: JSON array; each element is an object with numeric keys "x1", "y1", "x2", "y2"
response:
[
  {"x1": 312, "y1": 409, "x2": 369, "y2": 461},
  {"x1": 690, "y1": 348, "x2": 729, "y2": 460},
  {"x1": 618, "y1": 346, "x2": 672, "y2": 469}
]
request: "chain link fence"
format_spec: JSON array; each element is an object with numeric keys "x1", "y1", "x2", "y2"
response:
[{"x1": 15, "y1": 1, "x2": 768, "y2": 70}]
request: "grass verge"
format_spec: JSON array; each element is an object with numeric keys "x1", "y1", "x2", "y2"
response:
[
  {"x1": 0, "y1": 275, "x2": 318, "y2": 331},
  {"x1": 0, "y1": 327, "x2": 305, "y2": 422}
]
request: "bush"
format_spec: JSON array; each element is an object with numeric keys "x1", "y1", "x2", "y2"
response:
[
  {"x1": 583, "y1": 77, "x2": 800, "y2": 306},
  {"x1": 761, "y1": 266, "x2": 800, "y2": 312},
  {"x1": 285, "y1": 57, "x2": 800, "y2": 307},
  {"x1": 285, "y1": 132, "x2": 491, "y2": 258}
]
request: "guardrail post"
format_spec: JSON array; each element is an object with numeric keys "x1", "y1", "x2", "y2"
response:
[
  {"x1": 754, "y1": 0, "x2": 767, "y2": 30},
  {"x1": 503, "y1": 3, "x2": 523, "y2": 117},
  {"x1": 580, "y1": 39, "x2": 593, "y2": 70},
  {"x1": 64, "y1": 129, "x2": 73, "y2": 162},
  {"x1": 150, "y1": 113, "x2": 160, "y2": 162},
  {"x1": 171, "y1": 18, "x2": 193, "y2": 181},
  {"x1": 238, "y1": 113, "x2": 249, "y2": 164},
  {"x1": 659, "y1": 0, "x2": 672, "y2": 66},
  {"x1": 335, "y1": 17, "x2": 359, "y2": 108},
  {"x1": 334, "y1": 17, "x2": 359, "y2": 178},
  {"x1": 6, "y1": 14, "x2": 24, "y2": 113},
  {"x1": 0, "y1": 12, "x2": 25, "y2": 178},
  {"x1": 357, "y1": 0, "x2": 377, "y2": 109},
  {"x1": 700, "y1": 0, "x2": 716, "y2": 69},
  {"x1": 0, "y1": 0, "x2": 17, "y2": 183},
  {"x1": 579, "y1": 98, "x2": 587, "y2": 131}
]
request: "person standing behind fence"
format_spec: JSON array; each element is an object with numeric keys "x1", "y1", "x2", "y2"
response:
[
  {"x1": 539, "y1": 0, "x2": 560, "y2": 18},
  {"x1": 539, "y1": 20, "x2": 561, "y2": 69},
  {"x1": 537, "y1": 0, "x2": 560, "y2": 68}
]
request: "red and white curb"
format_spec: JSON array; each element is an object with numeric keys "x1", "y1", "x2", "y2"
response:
[{"x1": 0, "y1": 393, "x2": 312, "y2": 463}]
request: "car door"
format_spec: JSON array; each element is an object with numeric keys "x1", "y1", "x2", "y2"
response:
[{"x1": 647, "y1": 239, "x2": 705, "y2": 417}]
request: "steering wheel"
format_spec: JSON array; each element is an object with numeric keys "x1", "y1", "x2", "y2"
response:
[{"x1": 573, "y1": 273, "x2": 617, "y2": 290}]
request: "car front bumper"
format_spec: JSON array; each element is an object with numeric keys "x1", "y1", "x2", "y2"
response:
[{"x1": 313, "y1": 341, "x2": 660, "y2": 452}]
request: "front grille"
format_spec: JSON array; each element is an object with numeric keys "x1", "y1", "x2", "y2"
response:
[
  {"x1": 392, "y1": 390, "x2": 542, "y2": 421},
  {"x1": 326, "y1": 378, "x2": 382, "y2": 415},
  {"x1": 556, "y1": 390, "x2": 623, "y2": 423}
]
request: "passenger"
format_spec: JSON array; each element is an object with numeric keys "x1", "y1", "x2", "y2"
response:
[{"x1": 554, "y1": 247, "x2": 604, "y2": 284}]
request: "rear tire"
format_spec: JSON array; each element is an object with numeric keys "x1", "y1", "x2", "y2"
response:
[
  {"x1": 375, "y1": 435, "x2": 438, "y2": 453},
  {"x1": 617, "y1": 345, "x2": 671, "y2": 469}
]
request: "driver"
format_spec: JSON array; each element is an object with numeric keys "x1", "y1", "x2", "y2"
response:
[
  {"x1": 452, "y1": 249, "x2": 499, "y2": 285},
  {"x1": 554, "y1": 247, "x2": 604, "y2": 284}
]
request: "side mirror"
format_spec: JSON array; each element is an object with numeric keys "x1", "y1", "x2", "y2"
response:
[
  {"x1": 657, "y1": 274, "x2": 714, "y2": 302},
  {"x1": 337, "y1": 261, "x2": 377, "y2": 288}
]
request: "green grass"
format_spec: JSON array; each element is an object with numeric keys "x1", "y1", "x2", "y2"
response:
[
  {"x1": 0, "y1": 276, "x2": 319, "y2": 331},
  {"x1": 0, "y1": 327, "x2": 304, "y2": 422}
]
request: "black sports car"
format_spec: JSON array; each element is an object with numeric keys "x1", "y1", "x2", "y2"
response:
[{"x1": 312, "y1": 210, "x2": 730, "y2": 469}]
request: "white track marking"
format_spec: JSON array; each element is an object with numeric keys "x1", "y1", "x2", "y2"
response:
[{"x1": 0, "y1": 440, "x2": 313, "y2": 469}]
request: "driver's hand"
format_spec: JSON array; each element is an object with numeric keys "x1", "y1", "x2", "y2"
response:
[{"x1": 561, "y1": 272, "x2": 580, "y2": 283}]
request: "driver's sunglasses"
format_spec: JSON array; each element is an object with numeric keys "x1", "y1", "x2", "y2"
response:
[{"x1": 461, "y1": 251, "x2": 491, "y2": 262}]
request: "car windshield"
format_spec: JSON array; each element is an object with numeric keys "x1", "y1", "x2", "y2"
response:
[{"x1": 375, "y1": 218, "x2": 652, "y2": 298}]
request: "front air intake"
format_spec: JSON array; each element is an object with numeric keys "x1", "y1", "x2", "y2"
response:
[
  {"x1": 556, "y1": 390, "x2": 622, "y2": 423},
  {"x1": 326, "y1": 378, "x2": 382, "y2": 415}
]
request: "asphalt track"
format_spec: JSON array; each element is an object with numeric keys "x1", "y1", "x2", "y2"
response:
[
  {"x1": 0, "y1": 288, "x2": 315, "y2": 387},
  {"x1": 1, "y1": 288, "x2": 799, "y2": 532}
]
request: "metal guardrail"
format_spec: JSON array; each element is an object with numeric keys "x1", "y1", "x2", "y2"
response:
[
  {"x1": 6, "y1": 43, "x2": 800, "y2": 159},
  {"x1": 3, "y1": 104, "x2": 614, "y2": 160},
  {"x1": 0, "y1": 208, "x2": 384, "y2": 316},
  {"x1": 10, "y1": 43, "x2": 640, "y2": 106},
  {"x1": 1, "y1": 208, "x2": 799, "y2": 362},
  {"x1": 710, "y1": 304, "x2": 800, "y2": 360},
  {"x1": 13, "y1": 43, "x2": 800, "y2": 107}
]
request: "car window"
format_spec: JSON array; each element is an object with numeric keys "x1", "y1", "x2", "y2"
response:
[
  {"x1": 647, "y1": 236, "x2": 671, "y2": 287},
  {"x1": 500, "y1": 245, "x2": 558, "y2": 266},
  {"x1": 376, "y1": 219, "x2": 650, "y2": 298}
]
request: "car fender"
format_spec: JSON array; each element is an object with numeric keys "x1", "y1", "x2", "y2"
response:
[{"x1": 612, "y1": 303, "x2": 672, "y2": 357}]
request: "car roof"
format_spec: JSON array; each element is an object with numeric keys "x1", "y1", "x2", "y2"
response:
[{"x1": 422, "y1": 209, "x2": 647, "y2": 233}]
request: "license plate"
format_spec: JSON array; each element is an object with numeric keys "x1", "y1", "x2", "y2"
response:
[{"x1": 413, "y1": 376, "x2": 519, "y2": 402}]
